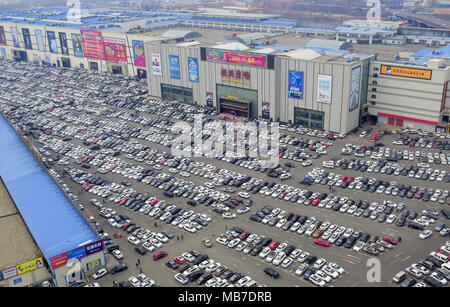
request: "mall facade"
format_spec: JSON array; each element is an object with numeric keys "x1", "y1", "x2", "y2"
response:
[{"x1": 145, "y1": 38, "x2": 372, "y2": 135}]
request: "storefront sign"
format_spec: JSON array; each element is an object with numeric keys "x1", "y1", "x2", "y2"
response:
[
  {"x1": 16, "y1": 258, "x2": 43, "y2": 275},
  {"x1": 288, "y1": 71, "x2": 304, "y2": 99},
  {"x1": 169, "y1": 55, "x2": 180, "y2": 79},
  {"x1": 349, "y1": 66, "x2": 361, "y2": 111},
  {"x1": 103, "y1": 37, "x2": 127, "y2": 63},
  {"x1": 11, "y1": 27, "x2": 20, "y2": 48},
  {"x1": 132, "y1": 40, "x2": 145, "y2": 67},
  {"x1": 85, "y1": 240, "x2": 103, "y2": 256},
  {"x1": 72, "y1": 33, "x2": 83, "y2": 57},
  {"x1": 317, "y1": 74, "x2": 332, "y2": 104},
  {"x1": 380, "y1": 65, "x2": 432, "y2": 80},
  {"x1": 2, "y1": 267, "x2": 18, "y2": 280},
  {"x1": 81, "y1": 30, "x2": 104, "y2": 60},
  {"x1": 206, "y1": 48, "x2": 267, "y2": 68},
  {"x1": 36, "y1": 30, "x2": 45, "y2": 52},
  {"x1": 151, "y1": 53, "x2": 162, "y2": 76},
  {"x1": 59, "y1": 32, "x2": 69, "y2": 55},
  {"x1": 67, "y1": 246, "x2": 87, "y2": 261},
  {"x1": 22, "y1": 28, "x2": 32, "y2": 49},
  {"x1": 188, "y1": 57, "x2": 199, "y2": 82},
  {"x1": 221, "y1": 69, "x2": 250, "y2": 85},
  {"x1": 206, "y1": 92, "x2": 214, "y2": 108},
  {"x1": 47, "y1": 31, "x2": 58, "y2": 54},
  {"x1": 262, "y1": 102, "x2": 270, "y2": 119},
  {"x1": 50, "y1": 252, "x2": 68, "y2": 269},
  {"x1": 0, "y1": 26, "x2": 6, "y2": 45}
]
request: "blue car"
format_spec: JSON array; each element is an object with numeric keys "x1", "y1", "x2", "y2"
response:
[{"x1": 303, "y1": 268, "x2": 315, "y2": 280}]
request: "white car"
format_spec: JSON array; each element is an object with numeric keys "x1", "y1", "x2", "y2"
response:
[
  {"x1": 127, "y1": 236, "x2": 141, "y2": 246},
  {"x1": 353, "y1": 241, "x2": 365, "y2": 252},
  {"x1": 143, "y1": 241, "x2": 156, "y2": 252},
  {"x1": 92, "y1": 268, "x2": 108, "y2": 280},
  {"x1": 222, "y1": 212, "x2": 236, "y2": 219},
  {"x1": 328, "y1": 262, "x2": 345, "y2": 275},
  {"x1": 419, "y1": 229, "x2": 432, "y2": 240},
  {"x1": 238, "y1": 192, "x2": 249, "y2": 198},
  {"x1": 174, "y1": 273, "x2": 189, "y2": 285},
  {"x1": 129, "y1": 276, "x2": 141, "y2": 287},
  {"x1": 112, "y1": 249, "x2": 123, "y2": 260}
]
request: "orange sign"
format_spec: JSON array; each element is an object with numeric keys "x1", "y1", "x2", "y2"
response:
[{"x1": 380, "y1": 65, "x2": 432, "y2": 80}]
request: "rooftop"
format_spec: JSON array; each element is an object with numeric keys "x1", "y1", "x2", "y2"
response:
[
  {"x1": 0, "y1": 178, "x2": 43, "y2": 269},
  {"x1": 0, "y1": 115, "x2": 98, "y2": 264}
]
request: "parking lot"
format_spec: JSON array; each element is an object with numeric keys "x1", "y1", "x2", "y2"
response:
[{"x1": 1, "y1": 59, "x2": 449, "y2": 287}]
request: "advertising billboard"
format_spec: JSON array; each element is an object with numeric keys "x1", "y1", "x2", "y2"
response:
[
  {"x1": 71, "y1": 33, "x2": 83, "y2": 57},
  {"x1": 0, "y1": 26, "x2": 6, "y2": 45},
  {"x1": 2, "y1": 267, "x2": 17, "y2": 280},
  {"x1": 262, "y1": 102, "x2": 270, "y2": 119},
  {"x1": 59, "y1": 32, "x2": 69, "y2": 55},
  {"x1": 132, "y1": 40, "x2": 145, "y2": 67},
  {"x1": 317, "y1": 74, "x2": 332, "y2": 104},
  {"x1": 188, "y1": 57, "x2": 199, "y2": 82},
  {"x1": 151, "y1": 53, "x2": 162, "y2": 76},
  {"x1": 169, "y1": 55, "x2": 180, "y2": 79},
  {"x1": 16, "y1": 258, "x2": 44, "y2": 275},
  {"x1": 288, "y1": 71, "x2": 304, "y2": 99},
  {"x1": 380, "y1": 64, "x2": 432, "y2": 80},
  {"x1": 349, "y1": 66, "x2": 361, "y2": 111},
  {"x1": 35, "y1": 29, "x2": 45, "y2": 52},
  {"x1": 206, "y1": 48, "x2": 267, "y2": 68},
  {"x1": 11, "y1": 27, "x2": 20, "y2": 48},
  {"x1": 47, "y1": 31, "x2": 58, "y2": 54},
  {"x1": 22, "y1": 28, "x2": 32, "y2": 49},
  {"x1": 80, "y1": 30, "x2": 104, "y2": 60},
  {"x1": 441, "y1": 81, "x2": 448, "y2": 112},
  {"x1": 206, "y1": 92, "x2": 214, "y2": 108},
  {"x1": 103, "y1": 37, "x2": 127, "y2": 63},
  {"x1": 50, "y1": 240, "x2": 104, "y2": 269}
]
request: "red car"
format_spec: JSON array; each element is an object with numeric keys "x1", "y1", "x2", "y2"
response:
[
  {"x1": 341, "y1": 176, "x2": 348, "y2": 181},
  {"x1": 382, "y1": 236, "x2": 397, "y2": 245},
  {"x1": 153, "y1": 251, "x2": 167, "y2": 261},
  {"x1": 174, "y1": 256, "x2": 186, "y2": 264},
  {"x1": 239, "y1": 231, "x2": 251, "y2": 241},
  {"x1": 346, "y1": 177, "x2": 354, "y2": 183},
  {"x1": 311, "y1": 199, "x2": 321, "y2": 206},
  {"x1": 314, "y1": 238, "x2": 330, "y2": 247},
  {"x1": 268, "y1": 240, "x2": 280, "y2": 250}
]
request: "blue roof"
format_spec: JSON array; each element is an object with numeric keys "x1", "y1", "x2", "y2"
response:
[
  {"x1": 0, "y1": 116, "x2": 98, "y2": 262},
  {"x1": 410, "y1": 44, "x2": 450, "y2": 65}
]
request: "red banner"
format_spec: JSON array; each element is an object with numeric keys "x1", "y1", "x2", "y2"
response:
[
  {"x1": 103, "y1": 37, "x2": 127, "y2": 63},
  {"x1": 80, "y1": 30, "x2": 105, "y2": 60},
  {"x1": 224, "y1": 52, "x2": 266, "y2": 67},
  {"x1": 50, "y1": 252, "x2": 68, "y2": 269}
]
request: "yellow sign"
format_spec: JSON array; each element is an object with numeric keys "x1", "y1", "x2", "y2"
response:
[
  {"x1": 87, "y1": 259, "x2": 101, "y2": 271},
  {"x1": 221, "y1": 77, "x2": 251, "y2": 85},
  {"x1": 380, "y1": 65, "x2": 432, "y2": 80},
  {"x1": 16, "y1": 257, "x2": 44, "y2": 275}
]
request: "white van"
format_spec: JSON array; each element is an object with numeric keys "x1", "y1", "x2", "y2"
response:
[
  {"x1": 430, "y1": 251, "x2": 448, "y2": 262},
  {"x1": 392, "y1": 271, "x2": 406, "y2": 283},
  {"x1": 441, "y1": 262, "x2": 450, "y2": 274}
]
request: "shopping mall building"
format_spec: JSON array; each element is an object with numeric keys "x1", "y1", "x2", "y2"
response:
[{"x1": 145, "y1": 31, "x2": 373, "y2": 135}]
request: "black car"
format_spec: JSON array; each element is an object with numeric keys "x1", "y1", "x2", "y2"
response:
[
  {"x1": 400, "y1": 276, "x2": 416, "y2": 287},
  {"x1": 335, "y1": 236, "x2": 347, "y2": 247},
  {"x1": 229, "y1": 273, "x2": 244, "y2": 284},
  {"x1": 111, "y1": 263, "x2": 128, "y2": 274},
  {"x1": 264, "y1": 267, "x2": 280, "y2": 279},
  {"x1": 166, "y1": 259, "x2": 179, "y2": 270},
  {"x1": 135, "y1": 246, "x2": 147, "y2": 255},
  {"x1": 220, "y1": 269, "x2": 234, "y2": 280},
  {"x1": 188, "y1": 270, "x2": 205, "y2": 282}
]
